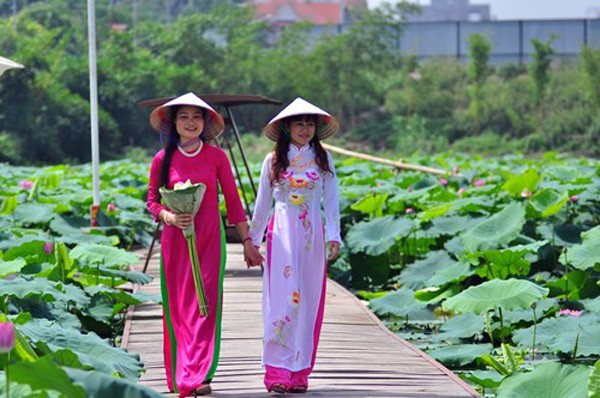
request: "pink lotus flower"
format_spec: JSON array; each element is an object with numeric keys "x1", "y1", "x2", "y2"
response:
[
  {"x1": 521, "y1": 188, "x2": 532, "y2": 198},
  {"x1": 569, "y1": 195, "x2": 579, "y2": 203},
  {"x1": 43, "y1": 242, "x2": 53, "y2": 255},
  {"x1": 439, "y1": 178, "x2": 448, "y2": 186},
  {"x1": 473, "y1": 179, "x2": 486, "y2": 187},
  {"x1": 453, "y1": 166, "x2": 460, "y2": 175},
  {"x1": 457, "y1": 188, "x2": 466, "y2": 195},
  {"x1": 558, "y1": 309, "x2": 582, "y2": 317},
  {"x1": 0, "y1": 322, "x2": 16, "y2": 353},
  {"x1": 19, "y1": 180, "x2": 34, "y2": 190},
  {"x1": 107, "y1": 203, "x2": 117, "y2": 212},
  {"x1": 405, "y1": 207, "x2": 414, "y2": 214}
]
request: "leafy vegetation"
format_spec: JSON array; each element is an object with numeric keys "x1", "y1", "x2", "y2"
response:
[
  {"x1": 0, "y1": 160, "x2": 162, "y2": 396},
  {"x1": 324, "y1": 152, "x2": 599, "y2": 396}
]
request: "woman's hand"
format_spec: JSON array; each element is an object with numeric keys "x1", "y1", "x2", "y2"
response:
[
  {"x1": 243, "y1": 241, "x2": 264, "y2": 268},
  {"x1": 163, "y1": 211, "x2": 194, "y2": 229},
  {"x1": 328, "y1": 241, "x2": 340, "y2": 261}
]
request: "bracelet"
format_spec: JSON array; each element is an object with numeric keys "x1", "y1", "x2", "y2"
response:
[{"x1": 242, "y1": 237, "x2": 252, "y2": 245}]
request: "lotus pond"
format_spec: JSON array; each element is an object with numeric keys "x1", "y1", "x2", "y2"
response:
[{"x1": 0, "y1": 152, "x2": 599, "y2": 397}]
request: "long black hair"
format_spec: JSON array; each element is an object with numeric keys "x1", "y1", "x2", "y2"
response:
[
  {"x1": 159, "y1": 106, "x2": 207, "y2": 187},
  {"x1": 269, "y1": 114, "x2": 333, "y2": 187}
]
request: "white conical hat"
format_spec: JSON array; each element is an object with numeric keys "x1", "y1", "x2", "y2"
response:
[
  {"x1": 149, "y1": 92, "x2": 225, "y2": 141},
  {"x1": 263, "y1": 97, "x2": 339, "y2": 141}
]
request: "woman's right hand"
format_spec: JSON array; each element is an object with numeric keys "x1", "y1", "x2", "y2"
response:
[{"x1": 163, "y1": 211, "x2": 194, "y2": 229}]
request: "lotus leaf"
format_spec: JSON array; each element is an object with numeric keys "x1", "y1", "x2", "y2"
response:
[
  {"x1": 13, "y1": 203, "x2": 56, "y2": 226},
  {"x1": 497, "y1": 362, "x2": 590, "y2": 398},
  {"x1": 0, "y1": 258, "x2": 26, "y2": 277},
  {"x1": 501, "y1": 169, "x2": 541, "y2": 197},
  {"x1": 461, "y1": 203, "x2": 526, "y2": 252},
  {"x1": 21, "y1": 319, "x2": 143, "y2": 379},
  {"x1": 350, "y1": 192, "x2": 389, "y2": 218},
  {"x1": 444, "y1": 278, "x2": 548, "y2": 314},
  {"x1": 512, "y1": 314, "x2": 600, "y2": 357},
  {"x1": 0, "y1": 276, "x2": 72, "y2": 303},
  {"x1": 589, "y1": 359, "x2": 600, "y2": 398},
  {"x1": 397, "y1": 251, "x2": 460, "y2": 290},
  {"x1": 426, "y1": 343, "x2": 493, "y2": 367},
  {"x1": 159, "y1": 183, "x2": 208, "y2": 316},
  {"x1": 70, "y1": 243, "x2": 139, "y2": 268},
  {"x1": 346, "y1": 216, "x2": 413, "y2": 256},
  {"x1": 369, "y1": 288, "x2": 426, "y2": 317},
  {"x1": 436, "y1": 313, "x2": 484, "y2": 341},
  {"x1": 65, "y1": 368, "x2": 164, "y2": 398},
  {"x1": 560, "y1": 225, "x2": 600, "y2": 270},
  {"x1": 9, "y1": 356, "x2": 87, "y2": 398},
  {"x1": 461, "y1": 369, "x2": 504, "y2": 388},
  {"x1": 527, "y1": 188, "x2": 569, "y2": 219}
]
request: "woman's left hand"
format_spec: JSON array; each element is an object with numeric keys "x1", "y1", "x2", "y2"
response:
[{"x1": 328, "y1": 241, "x2": 340, "y2": 261}]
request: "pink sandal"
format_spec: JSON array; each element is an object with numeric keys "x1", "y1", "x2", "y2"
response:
[
  {"x1": 268, "y1": 383, "x2": 288, "y2": 394},
  {"x1": 289, "y1": 385, "x2": 308, "y2": 393}
]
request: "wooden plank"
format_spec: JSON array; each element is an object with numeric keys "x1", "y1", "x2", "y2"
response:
[{"x1": 123, "y1": 244, "x2": 480, "y2": 397}]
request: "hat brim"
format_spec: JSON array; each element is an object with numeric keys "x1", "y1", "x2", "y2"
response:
[
  {"x1": 149, "y1": 95, "x2": 225, "y2": 141},
  {"x1": 263, "y1": 114, "x2": 339, "y2": 142}
]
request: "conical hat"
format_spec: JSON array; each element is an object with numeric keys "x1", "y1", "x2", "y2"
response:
[
  {"x1": 149, "y1": 92, "x2": 225, "y2": 141},
  {"x1": 263, "y1": 97, "x2": 339, "y2": 141}
]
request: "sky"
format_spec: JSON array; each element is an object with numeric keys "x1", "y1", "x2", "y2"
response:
[{"x1": 366, "y1": 0, "x2": 600, "y2": 20}]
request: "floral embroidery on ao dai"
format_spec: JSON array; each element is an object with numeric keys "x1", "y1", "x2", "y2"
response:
[{"x1": 249, "y1": 144, "x2": 341, "y2": 373}]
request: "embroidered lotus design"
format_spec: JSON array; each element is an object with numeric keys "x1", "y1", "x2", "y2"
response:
[{"x1": 289, "y1": 193, "x2": 304, "y2": 205}]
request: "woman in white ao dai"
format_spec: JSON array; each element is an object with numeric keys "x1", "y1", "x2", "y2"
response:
[{"x1": 247, "y1": 97, "x2": 341, "y2": 394}]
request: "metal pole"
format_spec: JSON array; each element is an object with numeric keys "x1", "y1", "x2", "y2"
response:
[
  {"x1": 88, "y1": 0, "x2": 101, "y2": 226},
  {"x1": 222, "y1": 133, "x2": 252, "y2": 217},
  {"x1": 225, "y1": 106, "x2": 257, "y2": 197}
]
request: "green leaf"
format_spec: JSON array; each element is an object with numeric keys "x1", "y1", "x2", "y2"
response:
[
  {"x1": 21, "y1": 319, "x2": 143, "y2": 379},
  {"x1": 10, "y1": 356, "x2": 87, "y2": 398},
  {"x1": 70, "y1": 244, "x2": 139, "y2": 268},
  {"x1": 589, "y1": 359, "x2": 600, "y2": 398},
  {"x1": 369, "y1": 288, "x2": 426, "y2": 317},
  {"x1": 346, "y1": 216, "x2": 413, "y2": 256},
  {"x1": 435, "y1": 313, "x2": 484, "y2": 341},
  {"x1": 497, "y1": 362, "x2": 590, "y2": 398},
  {"x1": 65, "y1": 368, "x2": 164, "y2": 398},
  {"x1": 427, "y1": 343, "x2": 493, "y2": 367},
  {"x1": 501, "y1": 168, "x2": 541, "y2": 197},
  {"x1": 13, "y1": 203, "x2": 56, "y2": 226},
  {"x1": 0, "y1": 258, "x2": 27, "y2": 277},
  {"x1": 0, "y1": 276, "x2": 71, "y2": 302},
  {"x1": 560, "y1": 225, "x2": 600, "y2": 270},
  {"x1": 512, "y1": 314, "x2": 600, "y2": 356},
  {"x1": 528, "y1": 189, "x2": 569, "y2": 218},
  {"x1": 350, "y1": 192, "x2": 389, "y2": 218},
  {"x1": 461, "y1": 203, "x2": 526, "y2": 252},
  {"x1": 397, "y1": 251, "x2": 460, "y2": 290},
  {"x1": 461, "y1": 370, "x2": 504, "y2": 388},
  {"x1": 444, "y1": 278, "x2": 548, "y2": 314}
]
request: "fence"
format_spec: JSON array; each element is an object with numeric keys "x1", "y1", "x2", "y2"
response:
[{"x1": 310, "y1": 18, "x2": 600, "y2": 63}]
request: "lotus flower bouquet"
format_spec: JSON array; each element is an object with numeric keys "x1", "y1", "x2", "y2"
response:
[{"x1": 160, "y1": 179, "x2": 209, "y2": 316}]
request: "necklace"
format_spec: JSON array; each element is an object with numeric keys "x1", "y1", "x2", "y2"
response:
[{"x1": 178, "y1": 140, "x2": 203, "y2": 157}]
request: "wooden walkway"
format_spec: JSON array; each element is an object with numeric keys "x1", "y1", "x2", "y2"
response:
[{"x1": 123, "y1": 244, "x2": 480, "y2": 397}]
